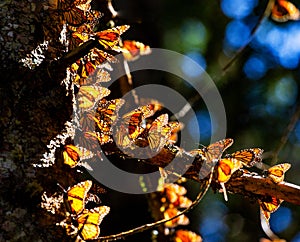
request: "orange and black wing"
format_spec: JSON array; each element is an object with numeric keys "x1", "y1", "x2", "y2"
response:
[
  {"x1": 67, "y1": 180, "x2": 92, "y2": 215},
  {"x1": 77, "y1": 206, "x2": 110, "y2": 240},
  {"x1": 225, "y1": 148, "x2": 263, "y2": 167},
  {"x1": 271, "y1": 0, "x2": 300, "y2": 22}
]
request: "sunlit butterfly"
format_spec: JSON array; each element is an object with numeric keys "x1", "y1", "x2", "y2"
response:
[
  {"x1": 93, "y1": 25, "x2": 130, "y2": 49},
  {"x1": 216, "y1": 158, "x2": 242, "y2": 201},
  {"x1": 71, "y1": 49, "x2": 116, "y2": 86},
  {"x1": 75, "y1": 206, "x2": 110, "y2": 240},
  {"x1": 259, "y1": 195, "x2": 282, "y2": 222},
  {"x1": 265, "y1": 163, "x2": 291, "y2": 183},
  {"x1": 77, "y1": 86, "x2": 110, "y2": 111},
  {"x1": 115, "y1": 105, "x2": 154, "y2": 148},
  {"x1": 65, "y1": 180, "x2": 92, "y2": 215},
  {"x1": 190, "y1": 138, "x2": 234, "y2": 163},
  {"x1": 174, "y1": 229, "x2": 202, "y2": 242},
  {"x1": 225, "y1": 148, "x2": 263, "y2": 167},
  {"x1": 63, "y1": 144, "x2": 94, "y2": 168},
  {"x1": 164, "y1": 207, "x2": 189, "y2": 228},
  {"x1": 57, "y1": 0, "x2": 88, "y2": 27},
  {"x1": 122, "y1": 40, "x2": 151, "y2": 61},
  {"x1": 147, "y1": 114, "x2": 179, "y2": 151},
  {"x1": 271, "y1": 0, "x2": 300, "y2": 22},
  {"x1": 94, "y1": 98, "x2": 125, "y2": 132}
]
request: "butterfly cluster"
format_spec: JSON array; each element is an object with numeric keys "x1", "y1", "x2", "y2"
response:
[
  {"x1": 58, "y1": 180, "x2": 110, "y2": 240},
  {"x1": 152, "y1": 182, "x2": 202, "y2": 242}
]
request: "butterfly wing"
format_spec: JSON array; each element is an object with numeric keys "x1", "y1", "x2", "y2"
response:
[
  {"x1": 94, "y1": 25, "x2": 130, "y2": 49},
  {"x1": 77, "y1": 206, "x2": 110, "y2": 240},
  {"x1": 63, "y1": 144, "x2": 81, "y2": 168},
  {"x1": 67, "y1": 180, "x2": 92, "y2": 215},
  {"x1": 77, "y1": 86, "x2": 111, "y2": 111},
  {"x1": 202, "y1": 138, "x2": 234, "y2": 162},
  {"x1": 267, "y1": 163, "x2": 291, "y2": 183},
  {"x1": 271, "y1": 0, "x2": 300, "y2": 22},
  {"x1": 225, "y1": 148, "x2": 263, "y2": 167},
  {"x1": 259, "y1": 196, "x2": 282, "y2": 222}
]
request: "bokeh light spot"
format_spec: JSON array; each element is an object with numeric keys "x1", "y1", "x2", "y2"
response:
[
  {"x1": 243, "y1": 55, "x2": 268, "y2": 80},
  {"x1": 181, "y1": 52, "x2": 206, "y2": 78},
  {"x1": 224, "y1": 20, "x2": 251, "y2": 49},
  {"x1": 221, "y1": 0, "x2": 258, "y2": 19}
]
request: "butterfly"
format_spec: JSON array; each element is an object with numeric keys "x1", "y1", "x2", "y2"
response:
[
  {"x1": 85, "y1": 130, "x2": 113, "y2": 145},
  {"x1": 174, "y1": 229, "x2": 202, "y2": 242},
  {"x1": 65, "y1": 180, "x2": 92, "y2": 215},
  {"x1": 115, "y1": 105, "x2": 154, "y2": 148},
  {"x1": 216, "y1": 158, "x2": 242, "y2": 201},
  {"x1": 164, "y1": 207, "x2": 189, "y2": 228},
  {"x1": 225, "y1": 148, "x2": 263, "y2": 167},
  {"x1": 147, "y1": 114, "x2": 180, "y2": 151},
  {"x1": 77, "y1": 86, "x2": 111, "y2": 111},
  {"x1": 71, "y1": 49, "x2": 117, "y2": 86},
  {"x1": 93, "y1": 25, "x2": 130, "y2": 49},
  {"x1": 57, "y1": 0, "x2": 89, "y2": 27},
  {"x1": 122, "y1": 40, "x2": 151, "y2": 62},
  {"x1": 271, "y1": 0, "x2": 300, "y2": 22},
  {"x1": 94, "y1": 98, "x2": 125, "y2": 132},
  {"x1": 265, "y1": 163, "x2": 291, "y2": 183},
  {"x1": 63, "y1": 144, "x2": 94, "y2": 168},
  {"x1": 190, "y1": 138, "x2": 234, "y2": 163},
  {"x1": 259, "y1": 195, "x2": 282, "y2": 222},
  {"x1": 75, "y1": 206, "x2": 110, "y2": 240}
]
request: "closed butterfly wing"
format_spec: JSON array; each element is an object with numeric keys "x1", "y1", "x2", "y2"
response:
[
  {"x1": 77, "y1": 86, "x2": 110, "y2": 111},
  {"x1": 77, "y1": 206, "x2": 110, "y2": 240},
  {"x1": 93, "y1": 25, "x2": 130, "y2": 49},
  {"x1": 67, "y1": 180, "x2": 92, "y2": 215},
  {"x1": 122, "y1": 40, "x2": 151, "y2": 61},
  {"x1": 225, "y1": 148, "x2": 263, "y2": 167},
  {"x1": 63, "y1": 144, "x2": 81, "y2": 168},
  {"x1": 271, "y1": 0, "x2": 300, "y2": 22},
  {"x1": 267, "y1": 163, "x2": 291, "y2": 183},
  {"x1": 202, "y1": 138, "x2": 234, "y2": 163}
]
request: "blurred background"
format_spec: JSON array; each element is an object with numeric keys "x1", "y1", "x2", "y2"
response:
[{"x1": 94, "y1": 0, "x2": 300, "y2": 241}]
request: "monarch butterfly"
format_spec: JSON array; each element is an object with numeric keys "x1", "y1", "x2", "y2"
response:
[
  {"x1": 259, "y1": 195, "x2": 282, "y2": 222},
  {"x1": 164, "y1": 207, "x2": 189, "y2": 228},
  {"x1": 265, "y1": 163, "x2": 291, "y2": 183},
  {"x1": 71, "y1": 48, "x2": 116, "y2": 86},
  {"x1": 190, "y1": 138, "x2": 234, "y2": 163},
  {"x1": 216, "y1": 158, "x2": 242, "y2": 201},
  {"x1": 57, "y1": 0, "x2": 89, "y2": 27},
  {"x1": 93, "y1": 25, "x2": 130, "y2": 49},
  {"x1": 66, "y1": 180, "x2": 92, "y2": 215},
  {"x1": 77, "y1": 86, "x2": 111, "y2": 111},
  {"x1": 174, "y1": 229, "x2": 202, "y2": 242},
  {"x1": 225, "y1": 148, "x2": 263, "y2": 167},
  {"x1": 63, "y1": 144, "x2": 94, "y2": 168},
  {"x1": 94, "y1": 98, "x2": 125, "y2": 132},
  {"x1": 116, "y1": 105, "x2": 154, "y2": 148},
  {"x1": 271, "y1": 0, "x2": 300, "y2": 22},
  {"x1": 148, "y1": 114, "x2": 179, "y2": 151},
  {"x1": 122, "y1": 40, "x2": 151, "y2": 61},
  {"x1": 75, "y1": 206, "x2": 110, "y2": 240}
]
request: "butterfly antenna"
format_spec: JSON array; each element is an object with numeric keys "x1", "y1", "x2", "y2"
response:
[{"x1": 57, "y1": 183, "x2": 67, "y2": 193}]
